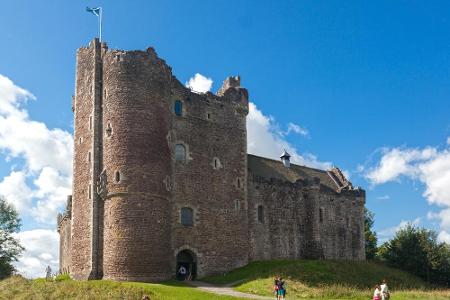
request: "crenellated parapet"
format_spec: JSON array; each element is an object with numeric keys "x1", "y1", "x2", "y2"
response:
[{"x1": 57, "y1": 195, "x2": 72, "y2": 233}]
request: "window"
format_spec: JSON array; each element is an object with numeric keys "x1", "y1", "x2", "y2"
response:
[
  {"x1": 89, "y1": 116, "x2": 93, "y2": 130},
  {"x1": 106, "y1": 123, "x2": 112, "y2": 137},
  {"x1": 237, "y1": 178, "x2": 242, "y2": 188},
  {"x1": 257, "y1": 205, "x2": 264, "y2": 223},
  {"x1": 115, "y1": 171, "x2": 121, "y2": 183},
  {"x1": 174, "y1": 100, "x2": 183, "y2": 116},
  {"x1": 234, "y1": 200, "x2": 241, "y2": 211},
  {"x1": 319, "y1": 207, "x2": 324, "y2": 223},
  {"x1": 88, "y1": 151, "x2": 91, "y2": 162},
  {"x1": 181, "y1": 207, "x2": 194, "y2": 226},
  {"x1": 213, "y1": 157, "x2": 221, "y2": 169},
  {"x1": 88, "y1": 184, "x2": 92, "y2": 199},
  {"x1": 175, "y1": 144, "x2": 186, "y2": 162}
]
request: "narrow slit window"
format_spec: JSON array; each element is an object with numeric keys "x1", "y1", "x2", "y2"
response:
[
  {"x1": 106, "y1": 123, "x2": 112, "y2": 137},
  {"x1": 213, "y1": 158, "x2": 221, "y2": 169},
  {"x1": 180, "y1": 207, "x2": 194, "y2": 226},
  {"x1": 234, "y1": 200, "x2": 241, "y2": 211},
  {"x1": 319, "y1": 208, "x2": 324, "y2": 223},
  {"x1": 115, "y1": 171, "x2": 121, "y2": 183},
  {"x1": 89, "y1": 116, "x2": 93, "y2": 130},
  {"x1": 88, "y1": 184, "x2": 92, "y2": 199},
  {"x1": 174, "y1": 100, "x2": 183, "y2": 116},
  {"x1": 257, "y1": 205, "x2": 264, "y2": 223},
  {"x1": 88, "y1": 151, "x2": 91, "y2": 162}
]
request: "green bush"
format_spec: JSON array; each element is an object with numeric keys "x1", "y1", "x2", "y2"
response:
[{"x1": 55, "y1": 273, "x2": 71, "y2": 282}]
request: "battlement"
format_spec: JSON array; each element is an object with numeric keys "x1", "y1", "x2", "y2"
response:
[
  {"x1": 57, "y1": 195, "x2": 72, "y2": 232},
  {"x1": 77, "y1": 39, "x2": 248, "y2": 114}
]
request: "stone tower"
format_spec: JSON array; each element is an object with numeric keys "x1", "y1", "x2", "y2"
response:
[{"x1": 64, "y1": 39, "x2": 250, "y2": 281}]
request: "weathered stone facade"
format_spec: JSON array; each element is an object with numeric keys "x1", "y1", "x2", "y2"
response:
[{"x1": 57, "y1": 39, "x2": 365, "y2": 282}]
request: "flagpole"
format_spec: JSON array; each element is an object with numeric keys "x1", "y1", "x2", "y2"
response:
[{"x1": 99, "y1": 7, "x2": 103, "y2": 42}]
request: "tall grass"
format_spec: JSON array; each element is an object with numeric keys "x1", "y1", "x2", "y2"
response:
[
  {"x1": 0, "y1": 276, "x2": 246, "y2": 300},
  {"x1": 202, "y1": 260, "x2": 450, "y2": 299}
]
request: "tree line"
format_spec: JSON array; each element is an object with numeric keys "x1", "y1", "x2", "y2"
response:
[{"x1": 365, "y1": 208, "x2": 450, "y2": 287}]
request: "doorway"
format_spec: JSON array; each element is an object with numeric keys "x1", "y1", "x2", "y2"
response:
[{"x1": 176, "y1": 249, "x2": 197, "y2": 281}]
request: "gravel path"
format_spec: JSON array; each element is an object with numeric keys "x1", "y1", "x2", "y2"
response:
[{"x1": 188, "y1": 281, "x2": 273, "y2": 299}]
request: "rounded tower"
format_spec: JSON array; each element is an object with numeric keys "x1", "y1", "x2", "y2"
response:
[{"x1": 101, "y1": 48, "x2": 173, "y2": 281}]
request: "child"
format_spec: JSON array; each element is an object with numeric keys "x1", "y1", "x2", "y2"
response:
[{"x1": 373, "y1": 285, "x2": 382, "y2": 300}]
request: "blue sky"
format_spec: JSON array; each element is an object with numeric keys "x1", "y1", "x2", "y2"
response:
[{"x1": 0, "y1": 1, "x2": 450, "y2": 277}]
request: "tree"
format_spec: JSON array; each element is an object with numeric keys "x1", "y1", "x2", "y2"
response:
[
  {"x1": 378, "y1": 224, "x2": 450, "y2": 287},
  {"x1": 0, "y1": 196, "x2": 24, "y2": 279},
  {"x1": 364, "y1": 208, "x2": 378, "y2": 260}
]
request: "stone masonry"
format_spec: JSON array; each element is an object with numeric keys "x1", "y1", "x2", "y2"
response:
[{"x1": 57, "y1": 39, "x2": 365, "y2": 282}]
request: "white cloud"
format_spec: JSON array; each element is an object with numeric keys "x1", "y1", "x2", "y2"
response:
[
  {"x1": 376, "y1": 195, "x2": 390, "y2": 200},
  {"x1": 378, "y1": 218, "x2": 421, "y2": 243},
  {"x1": 0, "y1": 74, "x2": 73, "y2": 225},
  {"x1": 447, "y1": 137, "x2": 450, "y2": 145},
  {"x1": 0, "y1": 171, "x2": 32, "y2": 213},
  {"x1": 247, "y1": 102, "x2": 331, "y2": 170},
  {"x1": 13, "y1": 229, "x2": 59, "y2": 278},
  {"x1": 185, "y1": 73, "x2": 213, "y2": 93},
  {"x1": 438, "y1": 230, "x2": 450, "y2": 243},
  {"x1": 366, "y1": 143, "x2": 450, "y2": 244},
  {"x1": 365, "y1": 147, "x2": 437, "y2": 185},
  {"x1": 285, "y1": 122, "x2": 309, "y2": 137}
]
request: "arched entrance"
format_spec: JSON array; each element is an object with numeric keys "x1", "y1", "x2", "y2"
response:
[{"x1": 176, "y1": 249, "x2": 197, "y2": 280}]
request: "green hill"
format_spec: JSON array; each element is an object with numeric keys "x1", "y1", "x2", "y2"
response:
[
  {"x1": 1, "y1": 260, "x2": 449, "y2": 299},
  {"x1": 0, "y1": 276, "x2": 243, "y2": 300},
  {"x1": 202, "y1": 260, "x2": 450, "y2": 299}
]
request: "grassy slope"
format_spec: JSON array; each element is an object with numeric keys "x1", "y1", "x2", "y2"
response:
[
  {"x1": 0, "y1": 276, "x2": 246, "y2": 300},
  {"x1": 202, "y1": 260, "x2": 450, "y2": 300}
]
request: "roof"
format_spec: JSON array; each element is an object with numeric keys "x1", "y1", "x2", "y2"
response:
[{"x1": 247, "y1": 154, "x2": 341, "y2": 191}]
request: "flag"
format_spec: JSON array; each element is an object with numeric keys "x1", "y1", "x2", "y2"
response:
[{"x1": 86, "y1": 7, "x2": 101, "y2": 17}]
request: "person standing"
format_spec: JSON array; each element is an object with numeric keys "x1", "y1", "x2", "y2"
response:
[
  {"x1": 380, "y1": 279, "x2": 390, "y2": 300},
  {"x1": 273, "y1": 276, "x2": 279, "y2": 300},
  {"x1": 373, "y1": 285, "x2": 382, "y2": 300},
  {"x1": 276, "y1": 277, "x2": 286, "y2": 300}
]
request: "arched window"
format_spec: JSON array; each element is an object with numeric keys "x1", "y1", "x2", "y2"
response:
[
  {"x1": 115, "y1": 171, "x2": 121, "y2": 183},
  {"x1": 181, "y1": 207, "x2": 194, "y2": 226},
  {"x1": 175, "y1": 144, "x2": 186, "y2": 162},
  {"x1": 257, "y1": 205, "x2": 264, "y2": 223},
  {"x1": 174, "y1": 100, "x2": 183, "y2": 116}
]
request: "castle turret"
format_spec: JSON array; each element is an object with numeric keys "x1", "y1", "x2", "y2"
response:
[{"x1": 101, "y1": 47, "x2": 174, "y2": 281}]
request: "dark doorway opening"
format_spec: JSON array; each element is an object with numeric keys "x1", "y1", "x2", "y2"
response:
[{"x1": 176, "y1": 249, "x2": 197, "y2": 281}]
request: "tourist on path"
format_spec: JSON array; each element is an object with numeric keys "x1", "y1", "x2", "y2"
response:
[
  {"x1": 380, "y1": 279, "x2": 390, "y2": 300},
  {"x1": 275, "y1": 276, "x2": 286, "y2": 300}
]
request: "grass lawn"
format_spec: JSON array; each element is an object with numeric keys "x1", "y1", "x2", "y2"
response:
[
  {"x1": 0, "y1": 276, "x2": 246, "y2": 300},
  {"x1": 202, "y1": 260, "x2": 450, "y2": 299}
]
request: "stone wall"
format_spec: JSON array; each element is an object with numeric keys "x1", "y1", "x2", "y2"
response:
[
  {"x1": 247, "y1": 161, "x2": 366, "y2": 261},
  {"x1": 170, "y1": 76, "x2": 250, "y2": 277},
  {"x1": 57, "y1": 196, "x2": 72, "y2": 274},
  {"x1": 70, "y1": 39, "x2": 103, "y2": 280},
  {"x1": 101, "y1": 48, "x2": 174, "y2": 281}
]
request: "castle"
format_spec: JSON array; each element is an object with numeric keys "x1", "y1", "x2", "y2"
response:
[{"x1": 57, "y1": 39, "x2": 366, "y2": 282}]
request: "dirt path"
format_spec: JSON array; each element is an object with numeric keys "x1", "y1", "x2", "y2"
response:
[{"x1": 188, "y1": 281, "x2": 273, "y2": 299}]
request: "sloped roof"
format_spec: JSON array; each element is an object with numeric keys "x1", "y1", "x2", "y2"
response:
[{"x1": 247, "y1": 154, "x2": 339, "y2": 191}]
